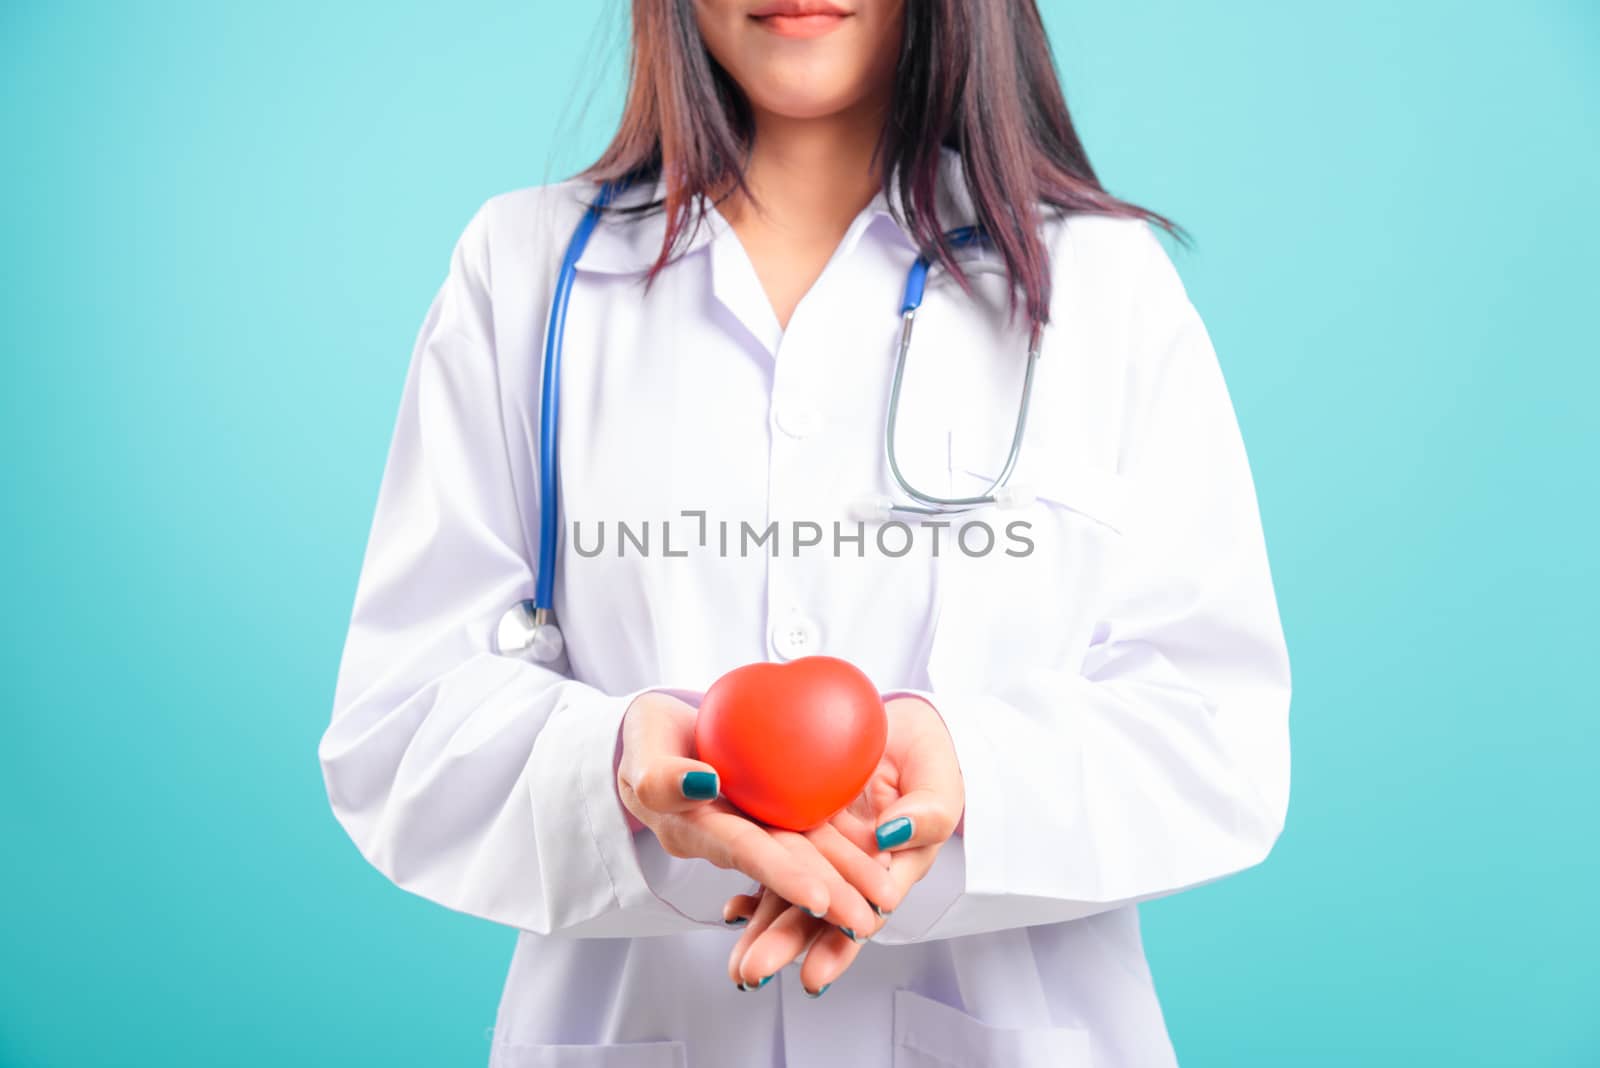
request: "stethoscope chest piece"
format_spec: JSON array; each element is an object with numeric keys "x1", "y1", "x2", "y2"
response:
[{"x1": 493, "y1": 599, "x2": 566, "y2": 663}]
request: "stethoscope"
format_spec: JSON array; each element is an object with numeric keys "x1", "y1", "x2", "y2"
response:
[{"x1": 495, "y1": 178, "x2": 1043, "y2": 663}]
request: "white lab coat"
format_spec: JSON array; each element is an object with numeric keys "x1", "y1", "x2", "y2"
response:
[{"x1": 320, "y1": 145, "x2": 1291, "y2": 1068}]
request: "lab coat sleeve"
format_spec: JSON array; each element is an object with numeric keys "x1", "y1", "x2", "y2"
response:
[
  {"x1": 872, "y1": 220, "x2": 1292, "y2": 945},
  {"x1": 318, "y1": 197, "x2": 722, "y2": 938}
]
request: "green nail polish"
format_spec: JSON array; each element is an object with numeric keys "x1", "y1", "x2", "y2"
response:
[
  {"x1": 801, "y1": 906, "x2": 822, "y2": 918},
  {"x1": 839, "y1": 926, "x2": 864, "y2": 942},
  {"x1": 681, "y1": 770, "x2": 718, "y2": 800},
  {"x1": 875, "y1": 816, "x2": 913, "y2": 850},
  {"x1": 804, "y1": 983, "x2": 832, "y2": 999},
  {"x1": 725, "y1": 915, "x2": 748, "y2": 927},
  {"x1": 757, "y1": 975, "x2": 772, "y2": 988}
]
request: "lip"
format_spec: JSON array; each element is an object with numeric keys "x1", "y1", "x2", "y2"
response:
[
  {"x1": 749, "y1": 0, "x2": 849, "y2": 15},
  {"x1": 749, "y1": 1, "x2": 851, "y2": 38}
]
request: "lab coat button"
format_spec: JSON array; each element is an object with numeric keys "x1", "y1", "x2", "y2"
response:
[
  {"x1": 774, "y1": 401, "x2": 822, "y2": 439},
  {"x1": 771, "y1": 615, "x2": 820, "y2": 659}
]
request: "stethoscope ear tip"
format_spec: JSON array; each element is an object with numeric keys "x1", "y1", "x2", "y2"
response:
[
  {"x1": 848, "y1": 495, "x2": 895, "y2": 523},
  {"x1": 994, "y1": 484, "x2": 1035, "y2": 510}
]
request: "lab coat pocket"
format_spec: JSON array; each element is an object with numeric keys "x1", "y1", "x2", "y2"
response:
[
  {"x1": 487, "y1": 1038, "x2": 688, "y2": 1068},
  {"x1": 947, "y1": 434, "x2": 1129, "y2": 536},
  {"x1": 892, "y1": 989, "x2": 1094, "y2": 1068},
  {"x1": 927, "y1": 432, "x2": 1129, "y2": 691}
]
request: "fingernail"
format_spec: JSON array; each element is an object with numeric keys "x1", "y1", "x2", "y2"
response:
[
  {"x1": 800, "y1": 906, "x2": 822, "y2": 918},
  {"x1": 757, "y1": 975, "x2": 772, "y2": 988},
  {"x1": 736, "y1": 981, "x2": 751, "y2": 991},
  {"x1": 839, "y1": 926, "x2": 865, "y2": 943},
  {"x1": 804, "y1": 983, "x2": 832, "y2": 999},
  {"x1": 681, "y1": 770, "x2": 718, "y2": 800},
  {"x1": 724, "y1": 915, "x2": 748, "y2": 927},
  {"x1": 875, "y1": 816, "x2": 913, "y2": 850},
  {"x1": 870, "y1": 901, "x2": 893, "y2": 918}
]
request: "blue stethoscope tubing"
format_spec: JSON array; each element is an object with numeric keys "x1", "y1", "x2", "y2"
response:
[
  {"x1": 535, "y1": 178, "x2": 627, "y2": 618},
  {"x1": 497, "y1": 177, "x2": 1041, "y2": 661}
]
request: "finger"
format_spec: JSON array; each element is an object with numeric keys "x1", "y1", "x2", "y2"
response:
[
  {"x1": 722, "y1": 891, "x2": 761, "y2": 928},
  {"x1": 629, "y1": 755, "x2": 724, "y2": 814},
  {"x1": 618, "y1": 694, "x2": 723, "y2": 815},
  {"x1": 735, "y1": 904, "x2": 824, "y2": 986},
  {"x1": 823, "y1": 804, "x2": 893, "y2": 881},
  {"x1": 798, "y1": 924, "x2": 867, "y2": 998},
  {"x1": 884, "y1": 842, "x2": 943, "y2": 905},
  {"x1": 727, "y1": 889, "x2": 789, "y2": 988},
  {"x1": 825, "y1": 805, "x2": 882, "y2": 858},
  {"x1": 671, "y1": 810, "x2": 830, "y2": 916},
  {"x1": 874, "y1": 702, "x2": 965, "y2": 852},
  {"x1": 775, "y1": 830, "x2": 878, "y2": 937},
  {"x1": 870, "y1": 751, "x2": 963, "y2": 852},
  {"x1": 805, "y1": 822, "x2": 897, "y2": 920}
]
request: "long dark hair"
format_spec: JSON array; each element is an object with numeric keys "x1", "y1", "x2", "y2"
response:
[{"x1": 581, "y1": 0, "x2": 1187, "y2": 327}]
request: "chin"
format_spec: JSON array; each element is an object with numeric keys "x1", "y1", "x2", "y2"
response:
[
  {"x1": 746, "y1": 74, "x2": 866, "y2": 120},
  {"x1": 755, "y1": 95, "x2": 858, "y2": 120}
]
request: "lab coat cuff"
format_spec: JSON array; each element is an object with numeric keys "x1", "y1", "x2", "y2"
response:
[{"x1": 533, "y1": 684, "x2": 711, "y2": 935}]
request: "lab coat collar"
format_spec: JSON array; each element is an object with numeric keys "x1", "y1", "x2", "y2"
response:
[{"x1": 572, "y1": 144, "x2": 979, "y2": 276}]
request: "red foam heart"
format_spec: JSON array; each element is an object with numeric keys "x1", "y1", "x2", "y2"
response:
[{"x1": 694, "y1": 655, "x2": 888, "y2": 832}]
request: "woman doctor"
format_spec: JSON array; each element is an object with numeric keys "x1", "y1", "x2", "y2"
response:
[{"x1": 319, "y1": 1, "x2": 1291, "y2": 1065}]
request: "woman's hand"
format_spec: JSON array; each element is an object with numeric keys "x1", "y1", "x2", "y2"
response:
[
  {"x1": 616, "y1": 691, "x2": 894, "y2": 933},
  {"x1": 722, "y1": 695, "x2": 965, "y2": 993}
]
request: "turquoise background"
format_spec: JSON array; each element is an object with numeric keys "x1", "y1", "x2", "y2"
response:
[{"x1": 3, "y1": 1, "x2": 1596, "y2": 1064}]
